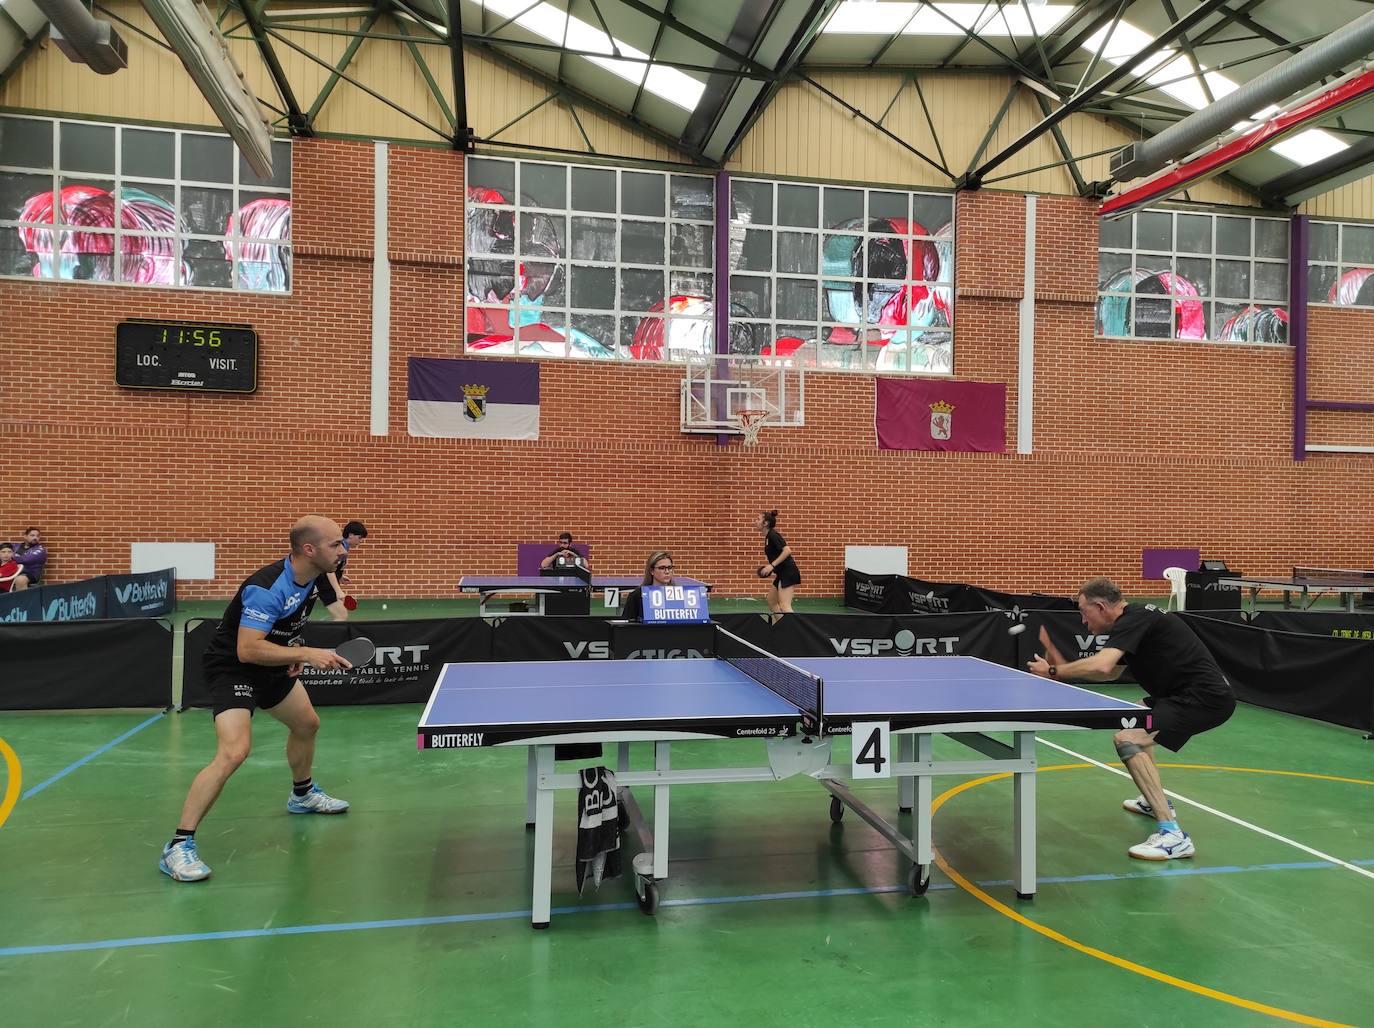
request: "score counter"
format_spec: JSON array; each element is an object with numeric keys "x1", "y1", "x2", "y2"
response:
[{"x1": 115, "y1": 319, "x2": 258, "y2": 393}]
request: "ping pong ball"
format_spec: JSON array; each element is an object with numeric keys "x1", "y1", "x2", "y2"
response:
[
  {"x1": 382, "y1": 603, "x2": 388, "y2": 610},
  {"x1": 1008, "y1": 623, "x2": 1026, "y2": 636}
]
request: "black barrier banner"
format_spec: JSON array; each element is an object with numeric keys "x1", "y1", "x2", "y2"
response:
[
  {"x1": 0, "y1": 587, "x2": 42, "y2": 623},
  {"x1": 1180, "y1": 614, "x2": 1374, "y2": 732},
  {"x1": 766, "y1": 611, "x2": 1017, "y2": 664},
  {"x1": 105, "y1": 568, "x2": 176, "y2": 618},
  {"x1": 967, "y1": 586, "x2": 1077, "y2": 613},
  {"x1": 1251, "y1": 611, "x2": 1374, "y2": 639},
  {"x1": 843, "y1": 570, "x2": 906, "y2": 613},
  {"x1": 36, "y1": 578, "x2": 106, "y2": 622},
  {"x1": 899, "y1": 578, "x2": 972, "y2": 614},
  {"x1": 0, "y1": 618, "x2": 172, "y2": 709},
  {"x1": 181, "y1": 617, "x2": 493, "y2": 708},
  {"x1": 492, "y1": 616, "x2": 614, "y2": 661},
  {"x1": 712, "y1": 613, "x2": 777, "y2": 652}
]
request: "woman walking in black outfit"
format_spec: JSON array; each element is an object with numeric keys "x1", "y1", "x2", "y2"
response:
[{"x1": 756, "y1": 510, "x2": 801, "y2": 613}]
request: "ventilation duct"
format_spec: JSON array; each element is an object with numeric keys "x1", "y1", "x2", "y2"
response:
[
  {"x1": 139, "y1": 0, "x2": 273, "y2": 177},
  {"x1": 1111, "y1": 8, "x2": 1374, "y2": 182},
  {"x1": 32, "y1": 0, "x2": 127, "y2": 74}
]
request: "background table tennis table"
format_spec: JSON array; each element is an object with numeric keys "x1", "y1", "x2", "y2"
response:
[
  {"x1": 418, "y1": 647, "x2": 1145, "y2": 928},
  {"x1": 458, "y1": 575, "x2": 712, "y2": 616},
  {"x1": 1220, "y1": 568, "x2": 1374, "y2": 612}
]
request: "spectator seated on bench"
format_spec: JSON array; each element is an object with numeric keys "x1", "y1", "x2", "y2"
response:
[{"x1": 12, "y1": 526, "x2": 47, "y2": 590}]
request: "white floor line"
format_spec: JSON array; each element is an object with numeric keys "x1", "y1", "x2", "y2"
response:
[{"x1": 1036, "y1": 736, "x2": 1374, "y2": 882}]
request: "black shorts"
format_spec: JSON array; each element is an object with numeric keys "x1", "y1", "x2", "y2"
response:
[
  {"x1": 1147, "y1": 690, "x2": 1235, "y2": 752},
  {"x1": 208, "y1": 669, "x2": 296, "y2": 717},
  {"x1": 18, "y1": 570, "x2": 40, "y2": 585}
]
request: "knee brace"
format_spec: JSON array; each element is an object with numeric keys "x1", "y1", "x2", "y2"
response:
[{"x1": 1115, "y1": 738, "x2": 1145, "y2": 762}]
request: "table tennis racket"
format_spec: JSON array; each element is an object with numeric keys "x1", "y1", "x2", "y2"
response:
[
  {"x1": 343, "y1": 594, "x2": 358, "y2": 611},
  {"x1": 335, "y1": 637, "x2": 375, "y2": 668}
]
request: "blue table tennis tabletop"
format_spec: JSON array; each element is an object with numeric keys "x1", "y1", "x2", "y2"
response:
[{"x1": 418, "y1": 655, "x2": 1144, "y2": 746}]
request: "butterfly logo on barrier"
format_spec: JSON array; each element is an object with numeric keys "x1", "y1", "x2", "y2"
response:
[{"x1": 1120, "y1": 717, "x2": 1137, "y2": 728}]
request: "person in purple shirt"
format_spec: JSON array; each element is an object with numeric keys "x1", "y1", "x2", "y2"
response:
[{"x1": 12, "y1": 527, "x2": 46, "y2": 589}]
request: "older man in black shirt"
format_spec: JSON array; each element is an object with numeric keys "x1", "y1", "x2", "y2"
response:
[{"x1": 1028, "y1": 577, "x2": 1235, "y2": 861}]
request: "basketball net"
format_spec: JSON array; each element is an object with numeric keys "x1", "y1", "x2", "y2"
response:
[{"x1": 736, "y1": 409, "x2": 768, "y2": 446}]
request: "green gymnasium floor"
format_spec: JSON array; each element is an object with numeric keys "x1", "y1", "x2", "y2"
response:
[{"x1": 2, "y1": 597, "x2": 1372, "y2": 1026}]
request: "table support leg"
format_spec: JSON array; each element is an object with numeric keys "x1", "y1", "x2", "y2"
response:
[
  {"x1": 897, "y1": 734, "x2": 915, "y2": 813},
  {"x1": 531, "y1": 745, "x2": 555, "y2": 928},
  {"x1": 653, "y1": 742, "x2": 671, "y2": 881},
  {"x1": 525, "y1": 746, "x2": 537, "y2": 827},
  {"x1": 1013, "y1": 732, "x2": 1036, "y2": 900}
]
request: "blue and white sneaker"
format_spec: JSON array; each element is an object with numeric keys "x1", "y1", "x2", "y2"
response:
[
  {"x1": 1128, "y1": 829, "x2": 1195, "y2": 861},
  {"x1": 286, "y1": 785, "x2": 350, "y2": 814},
  {"x1": 160, "y1": 838, "x2": 212, "y2": 881},
  {"x1": 1123, "y1": 794, "x2": 1176, "y2": 818}
]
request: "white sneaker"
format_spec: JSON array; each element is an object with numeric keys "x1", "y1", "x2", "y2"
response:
[
  {"x1": 1123, "y1": 795, "x2": 1175, "y2": 818},
  {"x1": 286, "y1": 784, "x2": 350, "y2": 814},
  {"x1": 160, "y1": 838, "x2": 212, "y2": 881},
  {"x1": 1129, "y1": 829, "x2": 1195, "y2": 861}
]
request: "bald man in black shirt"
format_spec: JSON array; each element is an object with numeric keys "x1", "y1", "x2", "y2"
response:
[{"x1": 1028, "y1": 577, "x2": 1235, "y2": 862}]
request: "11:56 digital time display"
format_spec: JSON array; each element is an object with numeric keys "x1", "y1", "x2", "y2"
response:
[{"x1": 115, "y1": 319, "x2": 258, "y2": 393}]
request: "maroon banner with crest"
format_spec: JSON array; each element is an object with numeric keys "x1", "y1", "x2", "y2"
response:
[{"x1": 875, "y1": 378, "x2": 1006, "y2": 452}]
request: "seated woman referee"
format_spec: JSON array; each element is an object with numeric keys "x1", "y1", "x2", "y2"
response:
[{"x1": 619, "y1": 550, "x2": 676, "y2": 621}]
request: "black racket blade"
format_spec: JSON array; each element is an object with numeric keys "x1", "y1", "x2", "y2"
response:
[{"x1": 335, "y1": 636, "x2": 375, "y2": 668}]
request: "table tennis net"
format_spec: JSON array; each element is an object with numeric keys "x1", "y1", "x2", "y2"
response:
[
  {"x1": 713, "y1": 625, "x2": 823, "y2": 734},
  {"x1": 1292, "y1": 566, "x2": 1374, "y2": 583}
]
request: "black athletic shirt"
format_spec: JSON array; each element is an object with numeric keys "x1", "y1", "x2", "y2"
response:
[
  {"x1": 1106, "y1": 604, "x2": 1231, "y2": 702},
  {"x1": 764, "y1": 530, "x2": 800, "y2": 583},
  {"x1": 203, "y1": 556, "x2": 328, "y2": 679}
]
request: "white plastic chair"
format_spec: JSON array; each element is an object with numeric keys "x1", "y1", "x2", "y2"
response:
[{"x1": 1162, "y1": 567, "x2": 1188, "y2": 611}]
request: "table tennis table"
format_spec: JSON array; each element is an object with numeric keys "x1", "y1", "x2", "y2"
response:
[
  {"x1": 458, "y1": 575, "x2": 712, "y2": 616},
  {"x1": 418, "y1": 626, "x2": 1145, "y2": 928},
  {"x1": 1220, "y1": 567, "x2": 1374, "y2": 612}
]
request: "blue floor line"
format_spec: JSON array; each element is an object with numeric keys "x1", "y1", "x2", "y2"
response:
[
  {"x1": 2, "y1": 855, "x2": 1370, "y2": 958},
  {"x1": 20, "y1": 712, "x2": 165, "y2": 801}
]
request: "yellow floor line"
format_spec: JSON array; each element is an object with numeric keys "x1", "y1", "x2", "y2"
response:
[
  {"x1": 932, "y1": 762, "x2": 1369, "y2": 1028},
  {"x1": 0, "y1": 738, "x2": 20, "y2": 830}
]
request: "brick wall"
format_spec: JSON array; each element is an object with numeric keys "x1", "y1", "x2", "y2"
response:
[{"x1": 4, "y1": 140, "x2": 1374, "y2": 601}]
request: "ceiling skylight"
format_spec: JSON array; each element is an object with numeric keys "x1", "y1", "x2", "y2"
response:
[
  {"x1": 823, "y1": 2, "x2": 1073, "y2": 37},
  {"x1": 1082, "y1": 21, "x2": 1347, "y2": 168},
  {"x1": 481, "y1": 0, "x2": 705, "y2": 112}
]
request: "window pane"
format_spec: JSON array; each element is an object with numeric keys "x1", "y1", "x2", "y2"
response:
[
  {"x1": 466, "y1": 258, "x2": 515, "y2": 302},
  {"x1": 570, "y1": 216, "x2": 615, "y2": 260},
  {"x1": 1216, "y1": 259, "x2": 1250, "y2": 298},
  {"x1": 183, "y1": 237, "x2": 233, "y2": 288},
  {"x1": 467, "y1": 157, "x2": 515, "y2": 196},
  {"x1": 621, "y1": 172, "x2": 665, "y2": 217},
  {"x1": 865, "y1": 235, "x2": 908, "y2": 280},
  {"x1": 1099, "y1": 215, "x2": 1131, "y2": 249},
  {"x1": 1215, "y1": 217, "x2": 1251, "y2": 256},
  {"x1": 1308, "y1": 264, "x2": 1337, "y2": 304},
  {"x1": 620, "y1": 268, "x2": 664, "y2": 312},
  {"x1": 1309, "y1": 222, "x2": 1338, "y2": 263},
  {"x1": 569, "y1": 313, "x2": 615, "y2": 355},
  {"x1": 519, "y1": 211, "x2": 564, "y2": 259},
  {"x1": 1136, "y1": 211, "x2": 1171, "y2": 251},
  {"x1": 571, "y1": 167, "x2": 615, "y2": 212},
  {"x1": 823, "y1": 187, "x2": 863, "y2": 229},
  {"x1": 182, "y1": 134, "x2": 234, "y2": 183},
  {"x1": 0, "y1": 117, "x2": 53, "y2": 169},
  {"x1": 123, "y1": 129, "x2": 175, "y2": 179},
  {"x1": 670, "y1": 175, "x2": 712, "y2": 220},
  {"x1": 1253, "y1": 262, "x2": 1287, "y2": 302},
  {"x1": 777, "y1": 231, "x2": 817, "y2": 274},
  {"x1": 670, "y1": 223, "x2": 711, "y2": 267},
  {"x1": 1329, "y1": 266, "x2": 1374, "y2": 306},
  {"x1": 235, "y1": 241, "x2": 290, "y2": 292},
  {"x1": 1340, "y1": 223, "x2": 1374, "y2": 264},
  {"x1": 1176, "y1": 214, "x2": 1210, "y2": 254},
  {"x1": 732, "y1": 180, "x2": 772, "y2": 224},
  {"x1": 730, "y1": 275, "x2": 770, "y2": 319},
  {"x1": 670, "y1": 270, "x2": 711, "y2": 297},
  {"x1": 0, "y1": 225, "x2": 39, "y2": 276},
  {"x1": 1133, "y1": 296, "x2": 1172, "y2": 338},
  {"x1": 1213, "y1": 301, "x2": 1248, "y2": 341},
  {"x1": 1175, "y1": 257, "x2": 1211, "y2": 297},
  {"x1": 1255, "y1": 219, "x2": 1288, "y2": 259},
  {"x1": 570, "y1": 263, "x2": 615, "y2": 309},
  {"x1": 122, "y1": 182, "x2": 178, "y2": 233},
  {"x1": 58, "y1": 178, "x2": 113, "y2": 228},
  {"x1": 737, "y1": 227, "x2": 773, "y2": 272},
  {"x1": 468, "y1": 206, "x2": 514, "y2": 255},
  {"x1": 0, "y1": 171, "x2": 54, "y2": 221},
  {"x1": 524, "y1": 260, "x2": 564, "y2": 306},
  {"x1": 777, "y1": 279, "x2": 817, "y2": 321},
  {"x1": 1096, "y1": 294, "x2": 1130, "y2": 336},
  {"x1": 520, "y1": 162, "x2": 565, "y2": 208},
  {"x1": 777, "y1": 184, "x2": 818, "y2": 227},
  {"x1": 869, "y1": 191, "x2": 907, "y2": 222},
  {"x1": 912, "y1": 194, "x2": 952, "y2": 234},
  {"x1": 1099, "y1": 252, "x2": 1130, "y2": 291},
  {"x1": 59, "y1": 122, "x2": 115, "y2": 175},
  {"x1": 238, "y1": 141, "x2": 291, "y2": 189},
  {"x1": 620, "y1": 220, "x2": 665, "y2": 265}
]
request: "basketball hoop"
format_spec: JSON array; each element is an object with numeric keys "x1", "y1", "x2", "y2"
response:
[{"x1": 735, "y1": 409, "x2": 769, "y2": 446}]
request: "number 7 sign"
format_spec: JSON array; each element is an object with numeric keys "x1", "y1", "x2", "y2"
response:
[{"x1": 850, "y1": 722, "x2": 891, "y2": 779}]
